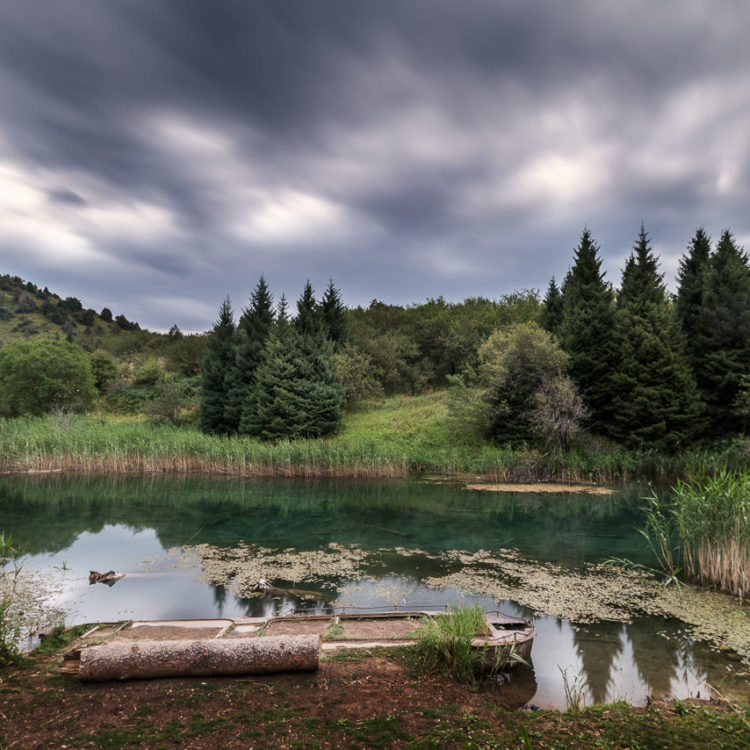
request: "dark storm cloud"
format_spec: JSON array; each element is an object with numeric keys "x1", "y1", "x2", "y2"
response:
[{"x1": 0, "y1": 0, "x2": 748, "y2": 330}]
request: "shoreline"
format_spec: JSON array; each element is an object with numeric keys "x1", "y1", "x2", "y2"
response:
[
  {"x1": 0, "y1": 463, "x2": 622, "y2": 491},
  {"x1": 2, "y1": 646, "x2": 747, "y2": 748}
]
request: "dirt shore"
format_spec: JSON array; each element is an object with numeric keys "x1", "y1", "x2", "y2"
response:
[{"x1": 1, "y1": 646, "x2": 747, "y2": 749}]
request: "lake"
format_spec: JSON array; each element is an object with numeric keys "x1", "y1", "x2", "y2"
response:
[{"x1": 1, "y1": 474, "x2": 748, "y2": 709}]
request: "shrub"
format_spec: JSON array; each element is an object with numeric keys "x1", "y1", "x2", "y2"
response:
[{"x1": 0, "y1": 338, "x2": 97, "y2": 417}]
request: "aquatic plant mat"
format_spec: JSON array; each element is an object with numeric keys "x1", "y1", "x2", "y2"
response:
[
  {"x1": 3, "y1": 648, "x2": 749, "y2": 748},
  {"x1": 170, "y1": 542, "x2": 750, "y2": 671},
  {"x1": 464, "y1": 482, "x2": 615, "y2": 495}
]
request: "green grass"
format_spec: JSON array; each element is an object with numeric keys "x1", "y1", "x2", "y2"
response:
[
  {"x1": 411, "y1": 603, "x2": 493, "y2": 686},
  {"x1": 0, "y1": 391, "x2": 747, "y2": 481}
]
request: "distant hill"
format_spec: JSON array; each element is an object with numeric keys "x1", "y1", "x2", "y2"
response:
[
  {"x1": 0, "y1": 273, "x2": 207, "y2": 377},
  {"x1": 0, "y1": 272, "x2": 144, "y2": 349}
]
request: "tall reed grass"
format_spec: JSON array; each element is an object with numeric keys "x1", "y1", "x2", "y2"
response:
[
  {"x1": 0, "y1": 394, "x2": 748, "y2": 482},
  {"x1": 643, "y1": 470, "x2": 750, "y2": 598}
]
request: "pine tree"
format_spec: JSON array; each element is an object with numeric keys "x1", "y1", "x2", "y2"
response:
[
  {"x1": 226, "y1": 277, "x2": 274, "y2": 433},
  {"x1": 609, "y1": 226, "x2": 703, "y2": 450},
  {"x1": 244, "y1": 301, "x2": 343, "y2": 440},
  {"x1": 694, "y1": 230, "x2": 750, "y2": 435},
  {"x1": 540, "y1": 277, "x2": 563, "y2": 337},
  {"x1": 320, "y1": 278, "x2": 347, "y2": 348},
  {"x1": 200, "y1": 297, "x2": 236, "y2": 434},
  {"x1": 559, "y1": 229, "x2": 617, "y2": 433},
  {"x1": 241, "y1": 311, "x2": 306, "y2": 440},
  {"x1": 295, "y1": 334, "x2": 344, "y2": 436},
  {"x1": 294, "y1": 281, "x2": 322, "y2": 339},
  {"x1": 675, "y1": 228, "x2": 712, "y2": 370}
]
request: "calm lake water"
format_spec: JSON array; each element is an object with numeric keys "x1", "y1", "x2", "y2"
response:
[{"x1": 1, "y1": 474, "x2": 748, "y2": 709}]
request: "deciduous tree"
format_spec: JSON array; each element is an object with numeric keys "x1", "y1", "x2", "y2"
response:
[{"x1": 0, "y1": 338, "x2": 96, "y2": 417}]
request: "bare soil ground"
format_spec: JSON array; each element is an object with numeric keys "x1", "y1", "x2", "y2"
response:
[{"x1": 1, "y1": 644, "x2": 747, "y2": 749}]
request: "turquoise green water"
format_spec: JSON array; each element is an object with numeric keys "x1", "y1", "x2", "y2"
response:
[
  {"x1": 0, "y1": 474, "x2": 649, "y2": 562},
  {"x1": 0, "y1": 474, "x2": 747, "y2": 709}
]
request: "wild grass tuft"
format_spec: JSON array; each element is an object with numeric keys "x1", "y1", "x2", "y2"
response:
[{"x1": 411, "y1": 603, "x2": 492, "y2": 685}]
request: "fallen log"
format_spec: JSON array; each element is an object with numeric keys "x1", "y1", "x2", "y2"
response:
[{"x1": 77, "y1": 634, "x2": 321, "y2": 682}]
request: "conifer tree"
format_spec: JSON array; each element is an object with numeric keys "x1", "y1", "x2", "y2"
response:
[
  {"x1": 694, "y1": 230, "x2": 750, "y2": 434},
  {"x1": 294, "y1": 281, "x2": 322, "y2": 338},
  {"x1": 226, "y1": 277, "x2": 274, "y2": 433},
  {"x1": 294, "y1": 333, "x2": 344, "y2": 436},
  {"x1": 200, "y1": 297, "x2": 235, "y2": 434},
  {"x1": 241, "y1": 305, "x2": 304, "y2": 439},
  {"x1": 559, "y1": 229, "x2": 617, "y2": 433},
  {"x1": 320, "y1": 278, "x2": 347, "y2": 348},
  {"x1": 244, "y1": 294, "x2": 343, "y2": 440},
  {"x1": 675, "y1": 228, "x2": 712, "y2": 370},
  {"x1": 540, "y1": 277, "x2": 563, "y2": 337},
  {"x1": 610, "y1": 227, "x2": 703, "y2": 450}
]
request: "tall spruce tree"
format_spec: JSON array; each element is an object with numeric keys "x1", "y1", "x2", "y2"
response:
[
  {"x1": 244, "y1": 294, "x2": 343, "y2": 440},
  {"x1": 295, "y1": 333, "x2": 344, "y2": 436},
  {"x1": 610, "y1": 227, "x2": 703, "y2": 450},
  {"x1": 559, "y1": 229, "x2": 617, "y2": 433},
  {"x1": 320, "y1": 278, "x2": 347, "y2": 348},
  {"x1": 200, "y1": 297, "x2": 236, "y2": 434},
  {"x1": 294, "y1": 280, "x2": 323, "y2": 339},
  {"x1": 675, "y1": 228, "x2": 712, "y2": 371},
  {"x1": 540, "y1": 277, "x2": 563, "y2": 337},
  {"x1": 694, "y1": 230, "x2": 750, "y2": 435},
  {"x1": 227, "y1": 277, "x2": 274, "y2": 433},
  {"x1": 241, "y1": 303, "x2": 304, "y2": 439}
]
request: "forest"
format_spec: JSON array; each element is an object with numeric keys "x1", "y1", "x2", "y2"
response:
[{"x1": 0, "y1": 225, "x2": 749, "y2": 462}]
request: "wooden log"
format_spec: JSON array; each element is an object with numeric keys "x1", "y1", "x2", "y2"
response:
[{"x1": 78, "y1": 635, "x2": 321, "y2": 682}]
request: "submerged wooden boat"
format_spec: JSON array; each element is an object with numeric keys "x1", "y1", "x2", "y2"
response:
[{"x1": 61, "y1": 609, "x2": 535, "y2": 680}]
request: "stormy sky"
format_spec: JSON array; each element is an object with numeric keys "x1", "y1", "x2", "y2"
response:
[{"x1": 0, "y1": 1, "x2": 748, "y2": 331}]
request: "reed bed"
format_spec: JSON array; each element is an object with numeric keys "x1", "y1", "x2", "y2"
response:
[
  {"x1": 0, "y1": 397, "x2": 748, "y2": 482},
  {"x1": 669, "y1": 471, "x2": 750, "y2": 598}
]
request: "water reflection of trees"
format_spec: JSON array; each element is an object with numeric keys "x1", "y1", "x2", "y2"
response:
[
  {"x1": 572, "y1": 622, "x2": 624, "y2": 704},
  {"x1": 627, "y1": 618, "x2": 680, "y2": 698},
  {"x1": 0, "y1": 474, "x2": 647, "y2": 567}
]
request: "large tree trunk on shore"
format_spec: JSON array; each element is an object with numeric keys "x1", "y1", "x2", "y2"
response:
[{"x1": 77, "y1": 635, "x2": 321, "y2": 682}]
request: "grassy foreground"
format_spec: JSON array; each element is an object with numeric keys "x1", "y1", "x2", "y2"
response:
[
  {"x1": 0, "y1": 391, "x2": 748, "y2": 481},
  {"x1": 2, "y1": 646, "x2": 748, "y2": 749}
]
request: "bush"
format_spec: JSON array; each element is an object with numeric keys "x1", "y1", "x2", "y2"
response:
[
  {"x1": 135, "y1": 358, "x2": 166, "y2": 386},
  {"x1": 89, "y1": 350, "x2": 118, "y2": 392},
  {"x1": 0, "y1": 338, "x2": 97, "y2": 417}
]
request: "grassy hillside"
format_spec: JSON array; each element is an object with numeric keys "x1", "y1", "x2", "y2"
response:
[
  {"x1": 0, "y1": 273, "x2": 137, "y2": 345},
  {"x1": 0, "y1": 272, "x2": 207, "y2": 383}
]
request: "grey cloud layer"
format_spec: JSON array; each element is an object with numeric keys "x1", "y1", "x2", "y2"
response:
[{"x1": 0, "y1": 0, "x2": 747, "y2": 330}]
